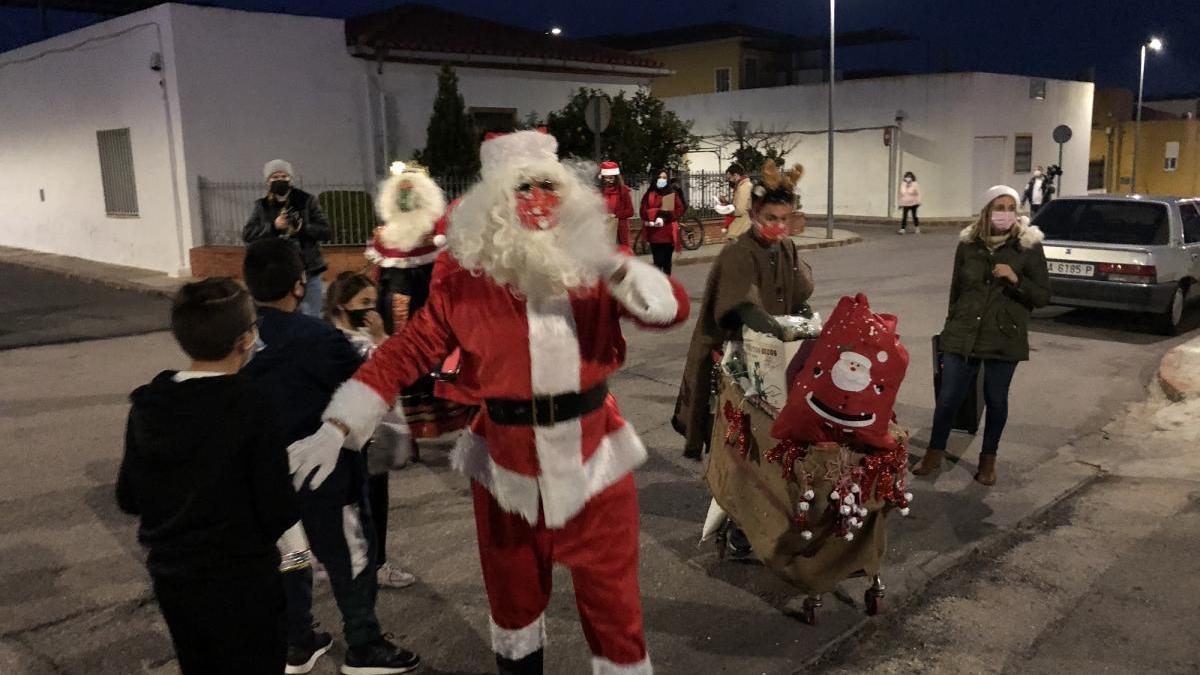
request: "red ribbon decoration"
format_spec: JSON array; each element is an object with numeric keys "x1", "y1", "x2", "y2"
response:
[
  {"x1": 723, "y1": 401, "x2": 751, "y2": 458},
  {"x1": 765, "y1": 439, "x2": 809, "y2": 479}
]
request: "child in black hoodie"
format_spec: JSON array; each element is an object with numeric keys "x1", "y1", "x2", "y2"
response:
[{"x1": 116, "y1": 277, "x2": 299, "y2": 675}]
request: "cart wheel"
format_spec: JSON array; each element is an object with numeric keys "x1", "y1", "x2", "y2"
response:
[
  {"x1": 801, "y1": 595, "x2": 822, "y2": 625},
  {"x1": 864, "y1": 588, "x2": 885, "y2": 616}
]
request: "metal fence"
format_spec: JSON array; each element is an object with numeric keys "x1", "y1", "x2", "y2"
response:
[
  {"x1": 197, "y1": 176, "x2": 474, "y2": 246},
  {"x1": 197, "y1": 171, "x2": 775, "y2": 247}
]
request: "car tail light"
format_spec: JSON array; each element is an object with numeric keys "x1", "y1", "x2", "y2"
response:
[{"x1": 1097, "y1": 262, "x2": 1157, "y2": 283}]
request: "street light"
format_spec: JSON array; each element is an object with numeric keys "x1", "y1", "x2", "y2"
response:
[
  {"x1": 1132, "y1": 36, "x2": 1163, "y2": 193},
  {"x1": 549, "y1": 26, "x2": 563, "y2": 36},
  {"x1": 825, "y1": 0, "x2": 835, "y2": 239}
]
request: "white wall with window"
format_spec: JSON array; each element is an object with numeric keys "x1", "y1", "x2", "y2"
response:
[
  {"x1": 0, "y1": 5, "x2": 190, "y2": 273},
  {"x1": 0, "y1": 3, "x2": 649, "y2": 274},
  {"x1": 668, "y1": 72, "x2": 1093, "y2": 219}
]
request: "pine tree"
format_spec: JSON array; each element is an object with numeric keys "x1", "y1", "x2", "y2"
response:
[{"x1": 415, "y1": 65, "x2": 480, "y2": 177}]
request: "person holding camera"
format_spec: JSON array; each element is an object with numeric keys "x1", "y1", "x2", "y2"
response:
[
  {"x1": 1022, "y1": 165, "x2": 1056, "y2": 216},
  {"x1": 243, "y1": 159, "x2": 332, "y2": 317}
]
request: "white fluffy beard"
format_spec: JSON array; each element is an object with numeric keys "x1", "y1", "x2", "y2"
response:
[
  {"x1": 448, "y1": 160, "x2": 614, "y2": 304},
  {"x1": 377, "y1": 209, "x2": 436, "y2": 251}
]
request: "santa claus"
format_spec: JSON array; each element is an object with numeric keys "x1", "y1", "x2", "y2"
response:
[
  {"x1": 366, "y1": 161, "x2": 448, "y2": 332},
  {"x1": 289, "y1": 130, "x2": 689, "y2": 674}
]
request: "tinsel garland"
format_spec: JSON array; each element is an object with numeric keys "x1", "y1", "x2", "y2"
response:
[{"x1": 723, "y1": 401, "x2": 751, "y2": 458}]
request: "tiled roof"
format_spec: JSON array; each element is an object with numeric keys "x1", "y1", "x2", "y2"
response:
[{"x1": 346, "y1": 3, "x2": 667, "y2": 75}]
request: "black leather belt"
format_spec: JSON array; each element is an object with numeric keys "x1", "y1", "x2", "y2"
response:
[{"x1": 486, "y1": 383, "x2": 609, "y2": 427}]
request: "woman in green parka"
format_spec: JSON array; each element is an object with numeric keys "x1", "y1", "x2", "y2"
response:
[{"x1": 912, "y1": 185, "x2": 1051, "y2": 485}]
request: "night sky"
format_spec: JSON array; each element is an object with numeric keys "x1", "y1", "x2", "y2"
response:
[{"x1": 2, "y1": 0, "x2": 1197, "y2": 98}]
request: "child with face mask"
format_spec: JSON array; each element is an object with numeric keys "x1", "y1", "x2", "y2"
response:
[
  {"x1": 913, "y1": 185, "x2": 1051, "y2": 487},
  {"x1": 116, "y1": 277, "x2": 299, "y2": 675},
  {"x1": 322, "y1": 273, "x2": 417, "y2": 591}
]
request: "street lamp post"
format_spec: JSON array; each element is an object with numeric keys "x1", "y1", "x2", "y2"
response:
[
  {"x1": 826, "y1": 0, "x2": 835, "y2": 239},
  {"x1": 1132, "y1": 37, "x2": 1163, "y2": 193}
]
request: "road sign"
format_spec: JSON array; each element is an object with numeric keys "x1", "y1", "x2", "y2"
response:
[
  {"x1": 585, "y1": 96, "x2": 611, "y2": 134},
  {"x1": 1053, "y1": 125, "x2": 1073, "y2": 144}
]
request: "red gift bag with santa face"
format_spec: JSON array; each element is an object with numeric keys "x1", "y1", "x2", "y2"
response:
[{"x1": 771, "y1": 294, "x2": 909, "y2": 452}]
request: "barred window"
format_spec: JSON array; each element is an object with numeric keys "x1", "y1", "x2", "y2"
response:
[
  {"x1": 96, "y1": 128, "x2": 139, "y2": 216},
  {"x1": 1014, "y1": 134, "x2": 1033, "y2": 173}
]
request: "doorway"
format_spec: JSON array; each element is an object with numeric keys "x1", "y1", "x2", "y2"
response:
[{"x1": 972, "y1": 136, "x2": 1009, "y2": 206}]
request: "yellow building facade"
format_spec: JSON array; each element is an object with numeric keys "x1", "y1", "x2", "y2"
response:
[
  {"x1": 638, "y1": 39, "x2": 746, "y2": 98},
  {"x1": 1091, "y1": 119, "x2": 1200, "y2": 196}
]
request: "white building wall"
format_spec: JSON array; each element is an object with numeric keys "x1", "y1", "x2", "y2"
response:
[
  {"x1": 0, "y1": 5, "x2": 190, "y2": 273},
  {"x1": 667, "y1": 73, "x2": 1093, "y2": 219}
]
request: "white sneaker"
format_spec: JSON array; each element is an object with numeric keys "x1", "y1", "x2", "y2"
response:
[
  {"x1": 376, "y1": 562, "x2": 417, "y2": 589},
  {"x1": 897, "y1": 228, "x2": 906, "y2": 235}
]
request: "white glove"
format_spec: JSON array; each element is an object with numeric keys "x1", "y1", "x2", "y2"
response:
[
  {"x1": 288, "y1": 421, "x2": 346, "y2": 491},
  {"x1": 654, "y1": 217, "x2": 664, "y2": 227}
]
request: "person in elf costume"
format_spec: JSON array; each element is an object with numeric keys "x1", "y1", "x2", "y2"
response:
[
  {"x1": 288, "y1": 130, "x2": 690, "y2": 675},
  {"x1": 599, "y1": 161, "x2": 635, "y2": 252},
  {"x1": 673, "y1": 161, "x2": 815, "y2": 460}
]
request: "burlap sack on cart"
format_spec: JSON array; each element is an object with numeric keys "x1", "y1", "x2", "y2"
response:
[{"x1": 704, "y1": 375, "x2": 889, "y2": 595}]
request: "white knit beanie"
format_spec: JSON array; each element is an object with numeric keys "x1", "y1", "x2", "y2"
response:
[
  {"x1": 981, "y1": 185, "x2": 1020, "y2": 210},
  {"x1": 263, "y1": 159, "x2": 294, "y2": 181}
]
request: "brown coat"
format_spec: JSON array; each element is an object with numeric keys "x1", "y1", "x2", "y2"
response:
[
  {"x1": 725, "y1": 178, "x2": 754, "y2": 239},
  {"x1": 673, "y1": 233, "x2": 814, "y2": 458}
]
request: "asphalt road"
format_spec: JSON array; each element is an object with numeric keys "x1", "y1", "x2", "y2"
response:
[
  {"x1": 0, "y1": 228, "x2": 1194, "y2": 674},
  {"x1": 0, "y1": 263, "x2": 169, "y2": 350}
]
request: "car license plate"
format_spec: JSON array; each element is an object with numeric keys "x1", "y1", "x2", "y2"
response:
[{"x1": 1047, "y1": 261, "x2": 1094, "y2": 277}]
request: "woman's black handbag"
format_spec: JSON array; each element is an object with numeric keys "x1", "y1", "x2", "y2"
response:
[{"x1": 931, "y1": 335, "x2": 984, "y2": 435}]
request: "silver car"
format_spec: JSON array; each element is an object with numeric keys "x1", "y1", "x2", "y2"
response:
[{"x1": 1035, "y1": 195, "x2": 1200, "y2": 334}]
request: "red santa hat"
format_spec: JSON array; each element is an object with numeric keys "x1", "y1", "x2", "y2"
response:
[
  {"x1": 599, "y1": 161, "x2": 620, "y2": 177},
  {"x1": 479, "y1": 130, "x2": 558, "y2": 181}
]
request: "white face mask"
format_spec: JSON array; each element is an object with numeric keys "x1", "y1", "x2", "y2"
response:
[
  {"x1": 990, "y1": 210, "x2": 1018, "y2": 232},
  {"x1": 656, "y1": 178, "x2": 668, "y2": 189}
]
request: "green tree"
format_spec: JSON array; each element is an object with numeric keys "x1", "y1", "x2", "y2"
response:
[
  {"x1": 546, "y1": 88, "x2": 697, "y2": 182},
  {"x1": 414, "y1": 65, "x2": 480, "y2": 177}
]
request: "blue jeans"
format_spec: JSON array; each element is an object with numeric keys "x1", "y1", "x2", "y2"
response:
[
  {"x1": 297, "y1": 274, "x2": 324, "y2": 318},
  {"x1": 929, "y1": 354, "x2": 1018, "y2": 456}
]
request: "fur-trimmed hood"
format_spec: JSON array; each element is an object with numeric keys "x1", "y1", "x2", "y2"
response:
[{"x1": 959, "y1": 216, "x2": 1045, "y2": 250}]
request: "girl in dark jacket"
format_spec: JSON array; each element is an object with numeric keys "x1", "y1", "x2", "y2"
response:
[
  {"x1": 639, "y1": 169, "x2": 687, "y2": 275},
  {"x1": 913, "y1": 185, "x2": 1051, "y2": 485}
]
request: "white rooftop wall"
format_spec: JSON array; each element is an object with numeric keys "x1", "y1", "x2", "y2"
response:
[{"x1": 668, "y1": 73, "x2": 1093, "y2": 219}]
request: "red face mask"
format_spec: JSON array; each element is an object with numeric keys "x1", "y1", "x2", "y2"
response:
[
  {"x1": 515, "y1": 185, "x2": 561, "y2": 231},
  {"x1": 755, "y1": 219, "x2": 789, "y2": 243}
]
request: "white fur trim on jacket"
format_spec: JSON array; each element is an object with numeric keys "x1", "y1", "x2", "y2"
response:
[
  {"x1": 451, "y1": 423, "x2": 649, "y2": 528},
  {"x1": 609, "y1": 258, "x2": 679, "y2": 325},
  {"x1": 364, "y1": 243, "x2": 440, "y2": 269},
  {"x1": 959, "y1": 219, "x2": 1045, "y2": 250},
  {"x1": 323, "y1": 379, "x2": 391, "y2": 451},
  {"x1": 592, "y1": 655, "x2": 653, "y2": 675},
  {"x1": 490, "y1": 614, "x2": 546, "y2": 660}
]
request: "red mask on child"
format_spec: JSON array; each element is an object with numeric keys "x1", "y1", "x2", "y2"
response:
[
  {"x1": 755, "y1": 219, "x2": 789, "y2": 243},
  {"x1": 515, "y1": 186, "x2": 561, "y2": 231}
]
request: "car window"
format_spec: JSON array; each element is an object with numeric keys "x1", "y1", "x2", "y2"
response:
[
  {"x1": 1035, "y1": 200, "x2": 1170, "y2": 246},
  {"x1": 1181, "y1": 203, "x2": 1200, "y2": 244}
]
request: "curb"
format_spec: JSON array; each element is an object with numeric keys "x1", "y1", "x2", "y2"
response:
[
  {"x1": 674, "y1": 233, "x2": 863, "y2": 267},
  {"x1": 1156, "y1": 339, "x2": 1200, "y2": 402},
  {"x1": 802, "y1": 463, "x2": 1108, "y2": 671},
  {"x1": 0, "y1": 249, "x2": 185, "y2": 299}
]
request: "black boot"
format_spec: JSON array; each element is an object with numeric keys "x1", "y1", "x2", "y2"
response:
[{"x1": 497, "y1": 649, "x2": 543, "y2": 675}]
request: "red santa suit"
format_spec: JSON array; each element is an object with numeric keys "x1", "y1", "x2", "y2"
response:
[
  {"x1": 322, "y1": 131, "x2": 689, "y2": 674},
  {"x1": 600, "y1": 161, "x2": 635, "y2": 251}
]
